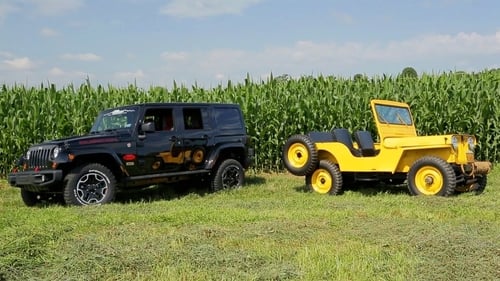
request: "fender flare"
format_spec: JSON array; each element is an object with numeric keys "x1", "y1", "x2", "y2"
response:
[{"x1": 204, "y1": 143, "x2": 247, "y2": 170}]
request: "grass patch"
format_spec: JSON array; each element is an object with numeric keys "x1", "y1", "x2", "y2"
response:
[{"x1": 1, "y1": 168, "x2": 499, "y2": 280}]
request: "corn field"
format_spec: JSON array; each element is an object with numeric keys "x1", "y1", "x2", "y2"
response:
[{"x1": 1, "y1": 70, "x2": 499, "y2": 175}]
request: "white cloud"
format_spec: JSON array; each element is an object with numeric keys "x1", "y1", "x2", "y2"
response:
[
  {"x1": 29, "y1": 0, "x2": 84, "y2": 16},
  {"x1": 2, "y1": 30, "x2": 500, "y2": 89},
  {"x1": 40, "y1": 27, "x2": 59, "y2": 37},
  {"x1": 48, "y1": 67, "x2": 65, "y2": 76},
  {"x1": 48, "y1": 66, "x2": 88, "y2": 77},
  {"x1": 156, "y1": 30, "x2": 500, "y2": 87},
  {"x1": 160, "y1": 51, "x2": 189, "y2": 61},
  {"x1": 45, "y1": 67, "x2": 94, "y2": 86},
  {"x1": 3, "y1": 57, "x2": 36, "y2": 70},
  {"x1": 0, "y1": 51, "x2": 14, "y2": 59},
  {"x1": 255, "y1": 31, "x2": 500, "y2": 69},
  {"x1": 160, "y1": 0, "x2": 263, "y2": 18},
  {"x1": 61, "y1": 53, "x2": 102, "y2": 61},
  {"x1": 215, "y1": 73, "x2": 226, "y2": 80},
  {"x1": 114, "y1": 70, "x2": 145, "y2": 80}
]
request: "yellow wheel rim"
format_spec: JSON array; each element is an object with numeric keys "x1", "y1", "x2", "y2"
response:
[
  {"x1": 287, "y1": 143, "x2": 309, "y2": 169},
  {"x1": 311, "y1": 168, "x2": 332, "y2": 194},
  {"x1": 414, "y1": 166, "x2": 443, "y2": 195}
]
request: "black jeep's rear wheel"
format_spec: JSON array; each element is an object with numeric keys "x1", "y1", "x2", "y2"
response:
[
  {"x1": 211, "y1": 159, "x2": 244, "y2": 192},
  {"x1": 64, "y1": 163, "x2": 116, "y2": 206},
  {"x1": 283, "y1": 134, "x2": 318, "y2": 176},
  {"x1": 407, "y1": 156, "x2": 456, "y2": 196}
]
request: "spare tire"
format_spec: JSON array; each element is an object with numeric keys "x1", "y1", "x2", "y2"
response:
[{"x1": 282, "y1": 134, "x2": 318, "y2": 176}]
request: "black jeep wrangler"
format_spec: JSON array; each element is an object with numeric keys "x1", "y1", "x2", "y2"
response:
[{"x1": 8, "y1": 103, "x2": 253, "y2": 206}]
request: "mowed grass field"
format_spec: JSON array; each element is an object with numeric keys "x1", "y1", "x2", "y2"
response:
[{"x1": 0, "y1": 168, "x2": 499, "y2": 281}]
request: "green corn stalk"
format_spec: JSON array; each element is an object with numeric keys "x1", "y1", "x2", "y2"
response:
[{"x1": 0, "y1": 70, "x2": 499, "y2": 175}]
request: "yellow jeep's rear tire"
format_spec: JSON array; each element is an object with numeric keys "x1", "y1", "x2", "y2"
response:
[
  {"x1": 283, "y1": 134, "x2": 318, "y2": 176},
  {"x1": 407, "y1": 156, "x2": 456, "y2": 196},
  {"x1": 306, "y1": 160, "x2": 343, "y2": 195}
]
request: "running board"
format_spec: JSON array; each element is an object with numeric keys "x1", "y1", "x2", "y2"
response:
[
  {"x1": 127, "y1": 170, "x2": 210, "y2": 181},
  {"x1": 121, "y1": 170, "x2": 211, "y2": 188}
]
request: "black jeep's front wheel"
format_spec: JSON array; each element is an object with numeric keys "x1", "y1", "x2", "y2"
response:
[
  {"x1": 64, "y1": 163, "x2": 116, "y2": 206},
  {"x1": 211, "y1": 159, "x2": 244, "y2": 192}
]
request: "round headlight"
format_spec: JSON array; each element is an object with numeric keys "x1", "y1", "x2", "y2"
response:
[
  {"x1": 26, "y1": 150, "x2": 31, "y2": 160},
  {"x1": 451, "y1": 136, "x2": 459, "y2": 151},
  {"x1": 467, "y1": 137, "x2": 475, "y2": 151},
  {"x1": 52, "y1": 147, "x2": 61, "y2": 159}
]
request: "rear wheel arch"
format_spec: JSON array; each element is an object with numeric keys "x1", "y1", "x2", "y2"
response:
[
  {"x1": 317, "y1": 150, "x2": 340, "y2": 166},
  {"x1": 206, "y1": 145, "x2": 246, "y2": 170}
]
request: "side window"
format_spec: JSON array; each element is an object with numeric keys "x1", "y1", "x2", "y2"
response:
[
  {"x1": 183, "y1": 108, "x2": 203, "y2": 130},
  {"x1": 144, "y1": 108, "x2": 174, "y2": 131},
  {"x1": 214, "y1": 108, "x2": 242, "y2": 130}
]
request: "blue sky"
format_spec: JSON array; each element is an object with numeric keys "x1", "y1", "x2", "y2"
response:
[{"x1": 1, "y1": 0, "x2": 499, "y2": 88}]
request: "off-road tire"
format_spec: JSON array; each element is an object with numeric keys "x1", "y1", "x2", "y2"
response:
[
  {"x1": 63, "y1": 163, "x2": 117, "y2": 206},
  {"x1": 407, "y1": 156, "x2": 456, "y2": 196},
  {"x1": 473, "y1": 175, "x2": 487, "y2": 195},
  {"x1": 21, "y1": 190, "x2": 64, "y2": 207},
  {"x1": 306, "y1": 160, "x2": 343, "y2": 195},
  {"x1": 20, "y1": 189, "x2": 41, "y2": 207},
  {"x1": 283, "y1": 134, "x2": 318, "y2": 176},
  {"x1": 210, "y1": 159, "x2": 244, "y2": 192}
]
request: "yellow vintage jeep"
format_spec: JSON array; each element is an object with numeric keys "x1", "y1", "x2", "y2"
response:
[{"x1": 283, "y1": 99, "x2": 492, "y2": 196}]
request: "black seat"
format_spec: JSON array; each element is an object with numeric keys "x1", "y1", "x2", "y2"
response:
[
  {"x1": 308, "y1": 131, "x2": 335, "y2": 142},
  {"x1": 332, "y1": 128, "x2": 361, "y2": 157},
  {"x1": 354, "y1": 130, "x2": 377, "y2": 156}
]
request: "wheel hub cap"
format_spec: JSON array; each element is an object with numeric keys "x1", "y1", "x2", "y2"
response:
[
  {"x1": 415, "y1": 166, "x2": 443, "y2": 195},
  {"x1": 76, "y1": 172, "x2": 108, "y2": 204},
  {"x1": 311, "y1": 169, "x2": 332, "y2": 194}
]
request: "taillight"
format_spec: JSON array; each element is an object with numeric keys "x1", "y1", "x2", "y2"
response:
[{"x1": 122, "y1": 154, "x2": 136, "y2": 161}]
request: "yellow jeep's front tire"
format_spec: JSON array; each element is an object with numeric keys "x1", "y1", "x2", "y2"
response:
[
  {"x1": 306, "y1": 160, "x2": 343, "y2": 195},
  {"x1": 283, "y1": 135, "x2": 318, "y2": 176},
  {"x1": 407, "y1": 156, "x2": 456, "y2": 196}
]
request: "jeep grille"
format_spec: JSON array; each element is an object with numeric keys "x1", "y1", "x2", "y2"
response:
[{"x1": 27, "y1": 147, "x2": 53, "y2": 169}]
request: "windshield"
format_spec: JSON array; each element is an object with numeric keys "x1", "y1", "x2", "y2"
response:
[
  {"x1": 90, "y1": 107, "x2": 139, "y2": 133},
  {"x1": 375, "y1": 104, "x2": 413, "y2": 125}
]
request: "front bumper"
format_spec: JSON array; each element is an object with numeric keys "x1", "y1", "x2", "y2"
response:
[
  {"x1": 472, "y1": 161, "x2": 492, "y2": 175},
  {"x1": 8, "y1": 170, "x2": 64, "y2": 191}
]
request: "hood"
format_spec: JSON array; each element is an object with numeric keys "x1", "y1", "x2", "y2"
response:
[{"x1": 40, "y1": 131, "x2": 130, "y2": 148}]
